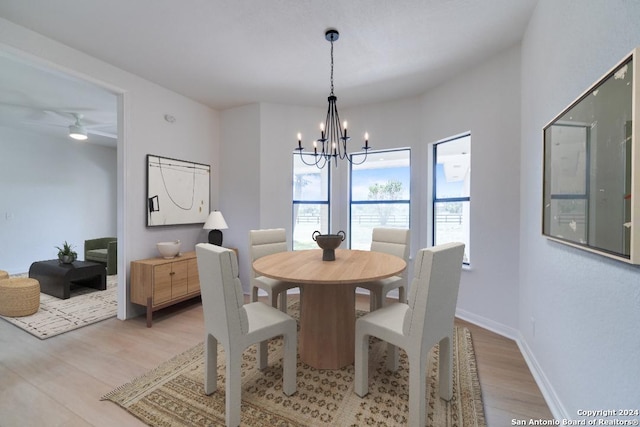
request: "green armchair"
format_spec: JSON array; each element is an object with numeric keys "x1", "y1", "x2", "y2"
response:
[{"x1": 84, "y1": 237, "x2": 117, "y2": 275}]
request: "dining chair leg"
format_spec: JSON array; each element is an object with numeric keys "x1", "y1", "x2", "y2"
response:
[
  {"x1": 257, "y1": 341, "x2": 268, "y2": 370},
  {"x1": 278, "y1": 290, "x2": 288, "y2": 314},
  {"x1": 439, "y1": 335, "x2": 454, "y2": 400},
  {"x1": 250, "y1": 286, "x2": 259, "y2": 303},
  {"x1": 385, "y1": 342, "x2": 399, "y2": 372},
  {"x1": 269, "y1": 291, "x2": 278, "y2": 310},
  {"x1": 282, "y1": 324, "x2": 297, "y2": 396},
  {"x1": 204, "y1": 334, "x2": 218, "y2": 395},
  {"x1": 398, "y1": 286, "x2": 407, "y2": 304},
  {"x1": 408, "y1": 351, "x2": 427, "y2": 427},
  {"x1": 226, "y1": 350, "x2": 242, "y2": 427},
  {"x1": 354, "y1": 332, "x2": 370, "y2": 397}
]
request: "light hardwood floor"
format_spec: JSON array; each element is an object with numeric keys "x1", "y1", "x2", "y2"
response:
[{"x1": 0, "y1": 294, "x2": 552, "y2": 426}]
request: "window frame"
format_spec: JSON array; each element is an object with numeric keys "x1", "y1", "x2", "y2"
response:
[
  {"x1": 432, "y1": 133, "x2": 471, "y2": 265},
  {"x1": 292, "y1": 152, "x2": 331, "y2": 250},
  {"x1": 349, "y1": 148, "x2": 411, "y2": 249}
]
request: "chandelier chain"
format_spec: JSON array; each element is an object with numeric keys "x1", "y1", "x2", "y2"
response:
[{"x1": 330, "y1": 39, "x2": 335, "y2": 96}]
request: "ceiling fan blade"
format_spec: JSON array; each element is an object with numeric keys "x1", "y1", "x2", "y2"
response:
[
  {"x1": 21, "y1": 119, "x2": 66, "y2": 128},
  {"x1": 87, "y1": 129, "x2": 117, "y2": 139},
  {"x1": 0, "y1": 102, "x2": 48, "y2": 121}
]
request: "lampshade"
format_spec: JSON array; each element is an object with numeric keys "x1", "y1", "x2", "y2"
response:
[
  {"x1": 204, "y1": 211, "x2": 228, "y2": 246},
  {"x1": 204, "y1": 211, "x2": 228, "y2": 230}
]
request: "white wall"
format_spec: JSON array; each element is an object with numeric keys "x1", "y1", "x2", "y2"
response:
[
  {"x1": 0, "y1": 126, "x2": 116, "y2": 274},
  {"x1": 0, "y1": 18, "x2": 220, "y2": 319},
  {"x1": 520, "y1": 0, "x2": 640, "y2": 418},
  {"x1": 420, "y1": 45, "x2": 523, "y2": 334},
  {"x1": 220, "y1": 102, "x2": 323, "y2": 291},
  {"x1": 219, "y1": 103, "x2": 261, "y2": 289},
  {"x1": 341, "y1": 96, "x2": 423, "y2": 238}
]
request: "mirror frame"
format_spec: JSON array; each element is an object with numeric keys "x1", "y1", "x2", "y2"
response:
[{"x1": 542, "y1": 47, "x2": 640, "y2": 265}]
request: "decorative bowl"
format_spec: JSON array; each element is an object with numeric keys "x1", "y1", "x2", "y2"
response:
[
  {"x1": 312, "y1": 231, "x2": 345, "y2": 261},
  {"x1": 157, "y1": 240, "x2": 181, "y2": 259}
]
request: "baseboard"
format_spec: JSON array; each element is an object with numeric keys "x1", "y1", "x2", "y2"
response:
[
  {"x1": 455, "y1": 307, "x2": 519, "y2": 340},
  {"x1": 455, "y1": 307, "x2": 568, "y2": 421},
  {"x1": 515, "y1": 333, "x2": 569, "y2": 420}
]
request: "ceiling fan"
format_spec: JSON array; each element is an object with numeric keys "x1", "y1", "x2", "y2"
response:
[
  {"x1": 44, "y1": 110, "x2": 117, "y2": 141},
  {"x1": 21, "y1": 109, "x2": 117, "y2": 141},
  {"x1": 68, "y1": 113, "x2": 89, "y2": 140}
]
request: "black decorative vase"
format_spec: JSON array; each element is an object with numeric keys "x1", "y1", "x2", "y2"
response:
[{"x1": 312, "y1": 230, "x2": 346, "y2": 261}]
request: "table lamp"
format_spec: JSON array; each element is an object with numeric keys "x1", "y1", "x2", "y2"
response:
[{"x1": 203, "y1": 211, "x2": 228, "y2": 246}]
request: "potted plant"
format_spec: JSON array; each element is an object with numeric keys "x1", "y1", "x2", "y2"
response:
[{"x1": 56, "y1": 241, "x2": 78, "y2": 264}]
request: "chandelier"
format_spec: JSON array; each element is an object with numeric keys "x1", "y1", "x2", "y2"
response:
[{"x1": 295, "y1": 29, "x2": 370, "y2": 168}]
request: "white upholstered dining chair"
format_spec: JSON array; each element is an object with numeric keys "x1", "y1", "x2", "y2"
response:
[
  {"x1": 358, "y1": 227, "x2": 410, "y2": 311},
  {"x1": 196, "y1": 243, "x2": 297, "y2": 427},
  {"x1": 354, "y1": 242, "x2": 465, "y2": 427},
  {"x1": 249, "y1": 228, "x2": 299, "y2": 313}
]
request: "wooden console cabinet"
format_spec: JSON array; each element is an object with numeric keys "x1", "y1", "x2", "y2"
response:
[{"x1": 130, "y1": 251, "x2": 200, "y2": 327}]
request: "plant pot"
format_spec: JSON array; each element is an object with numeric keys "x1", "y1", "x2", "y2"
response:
[{"x1": 59, "y1": 254, "x2": 76, "y2": 264}]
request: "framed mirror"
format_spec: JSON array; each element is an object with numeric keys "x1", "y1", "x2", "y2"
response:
[
  {"x1": 543, "y1": 47, "x2": 639, "y2": 264},
  {"x1": 147, "y1": 154, "x2": 210, "y2": 226}
]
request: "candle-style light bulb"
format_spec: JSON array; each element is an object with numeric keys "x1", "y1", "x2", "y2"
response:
[
  {"x1": 343, "y1": 121, "x2": 348, "y2": 138},
  {"x1": 297, "y1": 133, "x2": 302, "y2": 149},
  {"x1": 364, "y1": 132, "x2": 369, "y2": 149},
  {"x1": 320, "y1": 122, "x2": 325, "y2": 140}
]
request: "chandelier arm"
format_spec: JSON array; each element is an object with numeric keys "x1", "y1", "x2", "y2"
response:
[
  {"x1": 324, "y1": 97, "x2": 333, "y2": 157},
  {"x1": 296, "y1": 150, "x2": 319, "y2": 166},
  {"x1": 347, "y1": 151, "x2": 369, "y2": 165},
  {"x1": 315, "y1": 154, "x2": 328, "y2": 169},
  {"x1": 332, "y1": 99, "x2": 345, "y2": 159}
]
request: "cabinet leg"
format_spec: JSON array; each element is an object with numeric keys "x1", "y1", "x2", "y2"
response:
[{"x1": 146, "y1": 297, "x2": 153, "y2": 327}]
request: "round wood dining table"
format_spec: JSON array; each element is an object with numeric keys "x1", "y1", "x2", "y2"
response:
[{"x1": 252, "y1": 249, "x2": 406, "y2": 369}]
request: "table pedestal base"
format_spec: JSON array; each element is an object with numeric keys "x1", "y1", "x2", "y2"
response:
[{"x1": 299, "y1": 283, "x2": 356, "y2": 369}]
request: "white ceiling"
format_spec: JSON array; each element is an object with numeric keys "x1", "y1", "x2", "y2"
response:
[
  {"x1": 0, "y1": 0, "x2": 537, "y2": 143},
  {"x1": 0, "y1": 51, "x2": 118, "y2": 146}
]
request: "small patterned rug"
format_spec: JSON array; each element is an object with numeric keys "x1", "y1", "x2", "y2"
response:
[
  {"x1": 0, "y1": 275, "x2": 117, "y2": 339},
  {"x1": 103, "y1": 303, "x2": 486, "y2": 426}
]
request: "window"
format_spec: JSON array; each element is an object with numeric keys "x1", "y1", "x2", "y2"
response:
[
  {"x1": 350, "y1": 149, "x2": 411, "y2": 249},
  {"x1": 292, "y1": 153, "x2": 330, "y2": 249},
  {"x1": 433, "y1": 134, "x2": 471, "y2": 264}
]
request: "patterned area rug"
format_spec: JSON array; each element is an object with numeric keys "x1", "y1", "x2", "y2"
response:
[
  {"x1": 103, "y1": 304, "x2": 486, "y2": 426},
  {"x1": 0, "y1": 275, "x2": 117, "y2": 339}
]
